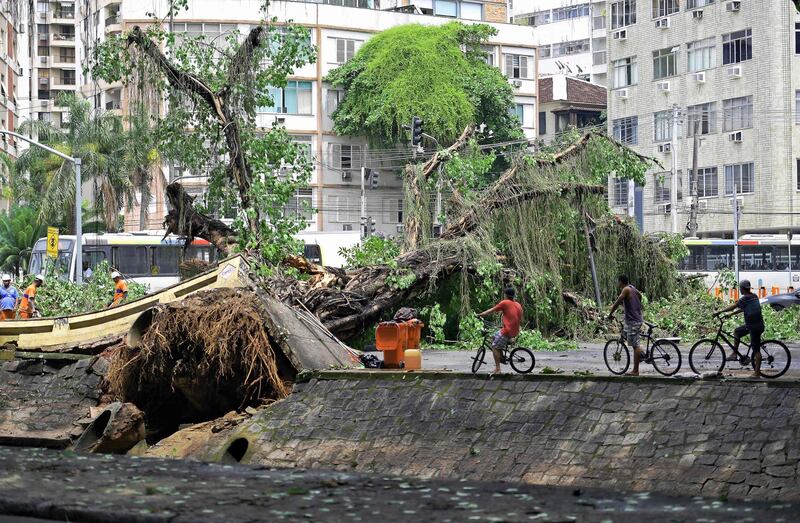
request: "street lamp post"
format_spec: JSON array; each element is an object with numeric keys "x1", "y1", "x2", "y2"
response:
[{"x1": 0, "y1": 130, "x2": 83, "y2": 284}]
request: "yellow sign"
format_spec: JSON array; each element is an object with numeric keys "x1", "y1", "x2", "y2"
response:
[{"x1": 46, "y1": 227, "x2": 59, "y2": 260}]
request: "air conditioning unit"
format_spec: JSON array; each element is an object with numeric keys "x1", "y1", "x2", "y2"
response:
[
  {"x1": 342, "y1": 224, "x2": 353, "y2": 231},
  {"x1": 396, "y1": 224, "x2": 405, "y2": 233},
  {"x1": 654, "y1": 17, "x2": 670, "y2": 29},
  {"x1": 693, "y1": 72, "x2": 706, "y2": 83},
  {"x1": 657, "y1": 143, "x2": 672, "y2": 154},
  {"x1": 729, "y1": 131, "x2": 743, "y2": 143},
  {"x1": 692, "y1": 10, "x2": 704, "y2": 20},
  {"x1": 656, "y1": 81, "x2": 671, "y2": 92},
  {"x1": 728, "y1": 196, "x2": 744, "y2": 209},
  {"x1": 18, "y1": 24, "x2": 26, "y2": 34},
  {"x1": 512, "y1": 80, "x2": 522, "y2": 88},
  {"x1": 726, "y1": 1, "x2": 741, "y2": 12},
  {"x1": 615, "y1": 88, "x2": 629, "y2": 99},
  {"x1": 341, "y1": 171, "x2": 352, "y2": 181},
  {"x1": 726, "y1": 65, "x2": 742, "y2": 78},
  {"x1": 698, "y1": 200, "x2": 708, "y2": 210},
  {"x1": 612, "y1": 29, "x2": 627, "y2": 40},
  {"x1": 658, "y1": 203, "x2": 672, "y2": 215}
]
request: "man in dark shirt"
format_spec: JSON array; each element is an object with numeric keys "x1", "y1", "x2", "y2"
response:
[
  {"x1": 608, "y1": 275, "x2": 644, "y2": 376},
  {"x1": 714, "y1": 279, "x2": 764, "y2": 378}
]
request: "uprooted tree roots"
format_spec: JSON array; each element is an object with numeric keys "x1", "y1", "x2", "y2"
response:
[{"x1": 108, "y1": 289, "x2": 290, "y2": 437}]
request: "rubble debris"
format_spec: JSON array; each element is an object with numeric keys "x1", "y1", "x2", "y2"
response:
[{"x1": 72, "y1": 402, "x2": 146, "y2": 454}]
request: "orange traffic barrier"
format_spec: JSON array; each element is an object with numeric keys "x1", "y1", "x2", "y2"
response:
[
  {"x1": 772, "y1": 286, "x2": 780, "y2": 295},
  {"x1": 714, "y1": 287, "x2": 723, "y2": 299},
  {"x1": 729, "y1": 288, "x2": 740, "y2": 301},
  {"x1": 758, "y1": 287, "x2": 767, "y2": 298}
]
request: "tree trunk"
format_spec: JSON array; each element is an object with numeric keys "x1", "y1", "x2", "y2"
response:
[{"x1": 162, "y1": 183, "x2": 238, "y2": 254}]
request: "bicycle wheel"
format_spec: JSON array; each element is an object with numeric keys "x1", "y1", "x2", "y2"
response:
[
  {"x1": 651, "y1": 340, "x2": 682, "y2": 376},
  {"x1": 757, "y1": 340, "x2": 791, "y2": 379},
  {"x1": 471, "y1": 346, "x2": 486, "y2": 374},
  {"x1": 688, "y1": 339, "x2": 725, "y2": 375},
  {"x1": 509, "y1": 347, "x2": 535, "y2": 374},
  {"x1": 604, "y1": 339, "x2": 630, "y2": 375}
]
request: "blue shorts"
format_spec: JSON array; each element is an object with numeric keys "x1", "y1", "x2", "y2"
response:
[{"x1": 492, "y1": 331, "x2": 511, "y2": 350}]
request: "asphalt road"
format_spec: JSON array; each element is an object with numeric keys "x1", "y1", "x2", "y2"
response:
[{"x1": 416, "y1": 342, "x2": 800, "y2": 379}]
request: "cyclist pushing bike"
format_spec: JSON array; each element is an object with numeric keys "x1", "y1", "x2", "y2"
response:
[
  {"x1": 478, "y1": 286, "x2": 523, "y2": 375},
  {"x1": 607, "y1": 275, "x2": 644, "y2": 376},
  {"x1": 713, "y1": 279, "x2": 764, "y2": 379}
]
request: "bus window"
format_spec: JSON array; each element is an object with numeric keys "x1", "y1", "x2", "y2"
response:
[
  {"x1": 706, "y1": 246, "x2": 733, "y2": 272},
  {"x1": 152, "y1": 246, "x2": 181, "y2": 275},
  {"x1": 775, "y1": 246, "x2": 800, "y2": 271},
  {"x1": 304, "y1": 244, "x2": 322, "y2": 265},
  {"x1": 739, "y1": 246, "x2": 774, "y2": 271},
  {"x1": 186, "y1": 246, "x2": 211, "y2": 263},
  {"x1": 115, "y1": 246, "x2": 150, "y2": 276},
  {"x1": 83, "y1": 250, "x2": 107, "y2": 270},
  {"x1": 679, "y1": 246, "x2": 705, "y2": 271}
]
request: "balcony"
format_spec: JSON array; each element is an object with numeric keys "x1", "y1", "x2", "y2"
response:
[
  {"x1": 52, "y1": 54, "x2": 77, "y2": 68},
  {"x1": 52, "y1": 9, "x2": 76, "y2": 23},
  {"x1": 105, "y1": 14, "x2": 122, "y2": 33},
  {"x1": 51, "y1": 33, "x2": 76, "y2": 46},
  {"x1": 52, "y1": 77, "x2": 78, "y2": 90}
]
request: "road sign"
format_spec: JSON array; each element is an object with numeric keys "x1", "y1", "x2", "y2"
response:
[{"x1": 47, "y1": 227, "x2": 59, "y2": 260}]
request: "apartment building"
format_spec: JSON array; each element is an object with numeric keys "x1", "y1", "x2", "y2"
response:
[
  {"x1": 512, "y1": 0, "x2": 608, "y2": 86},
  {"x1": 114, "y1": 0, "x2": 538, "y2": 236},
  {"x1": 24, "y1": 0, "x2": 78, "y2": 129},
  {"x1": 0, "y1": 0, "x2": 22, "y2": 173},
  {"x1": 607, "y1": 0, "x2": 799, "y2": 237},
  {"x1": 78, "y1": 0, "x2": 123, "y2": 115}
]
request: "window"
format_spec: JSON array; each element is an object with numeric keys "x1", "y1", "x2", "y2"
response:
[
  {"x1": 540, "y1": 46, "x2": 552, "y2": 59},
  {"x1": 613, "y1": 178, "x2": 629, "y2": 207},
  {"x1": 652, "y1": 0, "x2": 679, "y2": 18},
  {"x1": 652, "y1": 47, "x2": 677, "y2": 80},
  {"x1": 739, "y1": 247, "x2": 774, "y2": 272},
  {"x1": 292, "y1": 135, "x2": 313, "y2": 161},
  {"x1": 517, "y1": 4, "x2": 590, "y2": 26},
  {"x1": 326, "y1": 89, "x2": 344, "y2": 117},
  {"x1": 383, "y1": 199, "x2": 404, "y2": 224},
  {"x1": 593, "y1": 10, "x2": 607, "y2": 30},
  {"x1": 687, "y1": 38, "x2": 715, "y2": 72},
  {"x1": 83, "y1": 250, "x2": 107, "y2": 271},
  {"x1": 796, "y1": 23, "x2": 800, "y2": 54},
  {"x1": 330, "y1": 195, "x2": 357, "y2": 223},
  {"x1": 152, "y1": 247, "x2": 181, "y2": 276},
  {"x1": 335, "y1": 38, "x2": 358, "y2": 64},
  {"x1": 723, "y1": 96, "x2": 752, "y2": 131},
  {"x1": 612, "y1": 56, "x2": 638, "y2": 88},
  {"x1": 776, "y1": 245, "x2": 800, "y2": 271},
  {"x1": 36, "y1": 1, "x2": 48, "y2": 13},
  {"x1": 653, "y1": 110, "x2": 673, "y2": 142},
  {"x1": 654, "y1": 172, "x2": 682, "y2": 204},
  {"x1": 511, "y1": 104, "x2": 524, "y2": 123},
  {"x1": 480, "y1": 47, "x2": 495, "y2": 66},
  {"x1": 686, "y1": 0, "x2": 714, "y2": 8},
  {"x1": 116, "y1": 246, "x2": 149, "y2": 276},
  {"x1": 613, "y1": 116, "x2": 638, "y2": 145},
  {"x1": 539, "y1": 112, "x2": 547, "y2": 134},
  {"x1": 724, "y1": 162, "x2": 755, "y2": 195},
  {"x1": 505, "y1": 54, "x2": 530, "y2": 79},
  {"x1": 332, "y1": 144, "x2": 362, "y2": 170},
  {"x1": 461, "y1": 2, "x2": 483, "y2": 20},
  {"x1": 611, "y1": 0, "x2": 637, "y2": 29},
  {"x1": 686, "y1": 102, "x2": 716, "y2": 136},
  {"x1": 285, "y1": 188, "x2": 313, "y2": 221},
  {"x1": 722, "y1": 29, "x2": 752, "y2": 65},
  {"x1": 262, "y1": 81, "x2": 312, "y2": 114},
  {"x1": 434, "y1": 0, "x2": 458, "y2": 17},
  {"x1": 59, "y1": 48, "x2": 75, "y2": 63},
  {"x1": 552, "y1": 39, "x2": 590, "y2": 58},
  {"x1": 689, "y1": 167, "x2": 718, "y2": 198},
  {"x1": 62, "y1": 70, "x2": 76, "y2": 85},
  {"x1": 796, "y1": 90, "x2": 800, "y2": 125}
]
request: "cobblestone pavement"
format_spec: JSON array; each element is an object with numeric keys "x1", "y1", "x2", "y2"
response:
[
  {"x1": 419, "y1": 344, "x2": 800, "y2": 378},
  {"x1": 0, "y1": 447, "x2": 797, "y2": 522}
]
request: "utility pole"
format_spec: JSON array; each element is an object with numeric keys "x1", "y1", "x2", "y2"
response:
[
  {"x1": 360, "y1": 166, "x2": 367, "y2": 240},
  {"x1": 670, "y1": 104, "x2": 680, "y2": 234},
  {"x1": 733, "y1": 182, "x2": 740, "y2": 284},
  {"x1": 688, "y1": 120, "x2": 700, "y2": 237}
]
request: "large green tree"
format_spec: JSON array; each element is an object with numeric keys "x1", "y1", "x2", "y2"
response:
[
  {"x1": 0, "y1": 207, "x2": 46, "y2": 275},
  {"x1": 326, "y1": 22, "x2": 522, "y2": 147}
]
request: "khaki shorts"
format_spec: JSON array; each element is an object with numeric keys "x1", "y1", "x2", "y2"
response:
[{"x1": 624, "y1": 322, "x2": 642, "y2": 348}]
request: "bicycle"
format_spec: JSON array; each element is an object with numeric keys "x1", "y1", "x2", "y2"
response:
[
  {"x1": 688, "y1": 316, "x2": 791, "y2": 378},
  {"x1": 603, "y1": 319, "x2": 682, "y2": 376},
  {"x1": 471, "y1": 320, "x2": 535, "y2": 374}
]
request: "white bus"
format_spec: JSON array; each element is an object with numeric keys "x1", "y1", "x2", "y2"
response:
[
  {"x1": 678, "y1": 234, "x2": 800, "y2": 293},
  {"x1": 29, "y1": 232, "x2": 218, "y2": 291}
]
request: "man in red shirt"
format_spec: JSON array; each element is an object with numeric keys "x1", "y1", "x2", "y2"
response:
[{"x1": 478, "y1": 287, "x2": 523, "y2": 374}]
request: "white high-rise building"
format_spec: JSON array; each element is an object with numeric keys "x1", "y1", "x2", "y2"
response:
[
  {"x1": 512, "y1": 0, "x2": 608, "y2": 86},
  {"x1": 606, "y1": 0, "x2": 799, "y2": 238}
]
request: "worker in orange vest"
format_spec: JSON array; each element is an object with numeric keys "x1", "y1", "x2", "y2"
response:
[
  {"x1": 109, "y1": 271, "x2": 128, "y2": 308},
  {"x1": 19, "y1": 274, "x2": 44, "y2": 319}
]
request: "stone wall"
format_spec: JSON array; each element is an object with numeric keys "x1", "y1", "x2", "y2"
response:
[
  {"x1": 201, "y1": 372, "x2": 800, "y2": 502},
  {"x1": 0, "y1": 357, "x2": 105, "y2": 448}
]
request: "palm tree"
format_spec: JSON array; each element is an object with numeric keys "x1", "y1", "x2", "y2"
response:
[
  {"x1": 0, "y1": 207, "x2": 46, "y2": 275},
  {"x1": 123, "y1": 104, "x2": 161, "y2": 230},
  {"x1": 15, "y1": 93, "x2": 133, "y2": 232}
]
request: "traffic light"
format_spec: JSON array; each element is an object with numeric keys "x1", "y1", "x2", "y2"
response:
[
  {"x1": 369, "y1": 217, "x2": 376, "y2": 234},
  {"x1": 369, "y1": 169, "x2": 379, "y2": 189},
  {"x1": 411, "y1": 116, "x2": 424, "y2": 147}
]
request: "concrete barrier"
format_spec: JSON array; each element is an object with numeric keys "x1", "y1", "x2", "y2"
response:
[{"x1": 192, "y1": 371, "x2": 800, "y2": 502}]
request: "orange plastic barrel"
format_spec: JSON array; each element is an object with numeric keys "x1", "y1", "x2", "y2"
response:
[
  {"x1": 405, "y1": 319, "x2": 424, "y2": 350},
  {"x1": 375, "y1": 322, "x2": 408, "y2": 369}
]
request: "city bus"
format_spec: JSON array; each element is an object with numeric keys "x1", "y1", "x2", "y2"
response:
[
  {"x1": 678, "y1": 234, "x2": 800, "y2": 292},
  {"x1": 28, "y1": 232, "x2": 219, "y2": 291}
]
